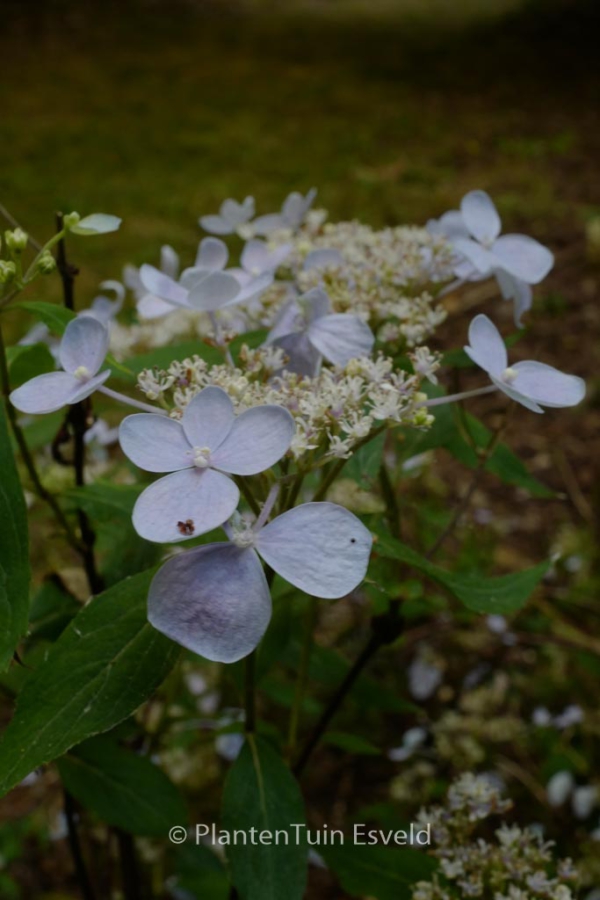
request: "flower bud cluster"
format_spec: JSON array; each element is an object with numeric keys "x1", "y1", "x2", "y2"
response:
[
  {"x1": 0, "y1": 260, "x2": 17, "y2": 285},
  {"x1": 36, "y1": 250, "x2": 57, "y2": 275},
  {"x1": 4, "y1": 227, "x2": 28, "y2": 253},
  {"x1": 63, "y1": 211, "x2": 81, "y2": 229}
]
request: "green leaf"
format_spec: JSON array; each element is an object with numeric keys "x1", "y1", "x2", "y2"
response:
[
  {"x1": 230, "y1": 328, "x2": 269, "y2": 358},
  {"x1": 0, "y1": 568, "x2": 179, "y2": 797},
  {"x1": 400, "y1": 391, "x2": 553, "y2": 498},
  {"x1": 441, "y1": 347, "x2": 474, "y2": 368},
  {"x1": 260, "y1": 677, "x2": 322, "y2": 716},
  {"x1": 62, "y1": 482, "x2": 160, "y2": 585},
  {"x1": 302, "y1": 644, "x2": 416, "y2": 714},
  {"x1": 323, "y1": 731, "x2": 380, "y2": 756},
  {"x1": 28, "y1": 576, "x2": 80, "y2": 643},
  {"x1": 20, "y1": 302, "x2": 75, "y2": 335},
  {"x1": 17, "y1": 410, "x2": 64, "y2": 451},
  {"x1": 255, "y1": 590, "x2": 302, "y2": 681},
  {"x1": 58, "y1": 735, "x2": 187, "y2": 836},
  {"x1": 375, "y1": 532, "x2": 549, "y2": 614},
  {"x1": 222, "y1": 735, "x2": 307, "y2": 900},
  {"x1": 344, "y1": 431, "x2": 386, "y2": 488},
  {"x1": 171, "y1": 843, "x2": 229, "y2": 900},
  {"x1": 105, "y1": 353, "x2": 137, "y2": 380},
  {"x1": 63, "y1": 482, "x2": 143, "y2": 521},
  {"x1": 112, "y1": 341, "x2": 224, "y2": 382},
  {"x1": 0, "y1": 403, "x2": 30, "y2": 671},
  {"x1": 322, "y1": 841, "x2": 437, "y2": 900},
  {"x1": 451, "y1": 413, "x2": 554, "y2": 498},
  {"x1": 6, "y1": 343, "x2": 55, "y2": 386}
]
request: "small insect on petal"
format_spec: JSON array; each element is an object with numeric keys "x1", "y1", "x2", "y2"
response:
[
  {"x1": 177, "y1": 519, "x2": 196, "y2": 536},
  {"x1": 132, "y1": 468, "x2": 240, "y2": 543}
]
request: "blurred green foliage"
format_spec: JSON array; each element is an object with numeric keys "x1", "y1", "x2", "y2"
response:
[{"x1": 0, "y1": 0, "x2": 598, "y2": 309}]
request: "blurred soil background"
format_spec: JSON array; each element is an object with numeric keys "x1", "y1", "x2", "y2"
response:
[{"x1": 0, "y1": 0, "x2": 599, "y2": 896}]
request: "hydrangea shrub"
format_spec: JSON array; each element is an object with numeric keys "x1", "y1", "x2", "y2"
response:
[{"x1": 0, "y1": 191, "x2": 586, "y2": 899}]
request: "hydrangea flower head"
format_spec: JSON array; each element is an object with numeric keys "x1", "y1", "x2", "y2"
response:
[
  {"x1": 234, "y1": 238, "x2": 291, "y2": 278},
  {"x1": 80, "y1": 280, "x2": 125, "y2": 326},
  {"x1": 118, "y1": 386, "x2": 294, "y2": 543},
  {"x1": 125, "y1": 245, "x2": 180, "y2": 320},
  {"x1": 10, "y1": 316, "x2": 110, "y2": 414},
  {"x1": 137, "y1": 240, "x2": 272, "y2": 317},
  {"x1": 464, "y1": 314, "x2": 585, "y2": 413},
  {"x1": 426, "y1": 210, "x2": 471, "y2": 242},
  {"x1": 456, "y1": 190, "x2": 553, "y2": 282},
  {"x1": 253, "y1": 188, "x2": 317, "y2": 236},
  {"x1": 431, "y1": 191, "x2": 554, "y2": 326},
  {"x1": 127, "y1": 238, "x2": 228, "y2": 320},
  {"x1": 138, "y1": 262, "x2": 242, "y2": 317},
  {"x1": 147, "y1": 501, "x2": 372, "y2": 662},
  {"x1": 266, "y1": 287, "x2": 375, "y2": 376},
  {"x1": 199, "y1": 197, "x2": 255, "y2": 237}
]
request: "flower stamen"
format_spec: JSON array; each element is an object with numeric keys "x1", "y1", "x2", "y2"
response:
[
  {"x1": 502, "y1": 366, "x2": 518, "y2": 384},
  {"x1": 192, "y1": 446, "x2": 212, "y2": 468}
]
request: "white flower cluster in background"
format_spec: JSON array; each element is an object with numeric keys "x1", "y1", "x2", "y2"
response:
[
  {"x1": 412, "y1": 774, "x2": 579, "y2": 900},
  {"x1": 112, "y1": 199, "x2": 453, "y2": 357},
  {"x1": 273, "y1": 220, "x2": 453, "y2": 346}
]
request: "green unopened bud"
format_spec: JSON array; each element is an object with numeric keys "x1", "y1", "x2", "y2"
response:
[
  {"x1": 37, "y1": 250, "x2": 57, "y2": 275},
  {"x1": 5, "y1": 227, "x2": 28, "y2": 253},
  {"x1": 63, "y1": 211, "x2": 81, "y2": 230},
  {"x1": 0, "y1": 260, "x2": 17, "y2": 285},
  {"x1": 412, "y1": 408, "x2": 434, "y2": 428}
]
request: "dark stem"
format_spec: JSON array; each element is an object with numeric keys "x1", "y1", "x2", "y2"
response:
[
  {"x1": 54, "y1": 217, "x2": 104, "y2": 595},
  {"x1": 116, "y1": 829, "x2": 144, "y2": 900},
  {"x1": 425, "y1": 410, "x2": 510, "y2": 560},
  {"x1": 292, "y1": 435, "x2": 404, "y2": 776},
  {"x1": 55, "y1": 212, "x2": 77, "y2": 310},
  {"x1": 0, "y1": 323, "x2": 84, "y2": 553},
  {"x1": 68, "y1": 398, "x2": 104, "y2": 593},
  {"x1": 293, "y1": 633, "x2": 380, "y2": 777},
  {"x1": 63, "y1": 789, "x2": 97, "y2": 900},
  {"x1": 293, "y1": 603, "x2": 404, "y2": 777}
]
